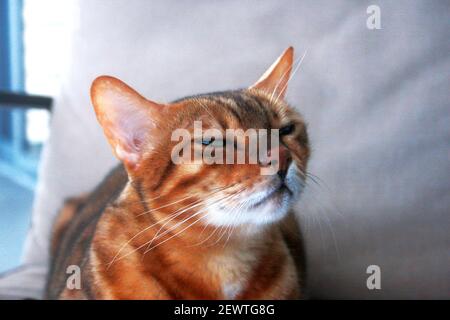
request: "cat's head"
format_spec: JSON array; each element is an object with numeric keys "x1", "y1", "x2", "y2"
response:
[{"x1": 91, "y1": 47, "x2": 309, "y2": 229}]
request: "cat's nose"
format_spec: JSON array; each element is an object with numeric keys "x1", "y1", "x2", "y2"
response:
[
  {"x1": 259, "y1": 145, "x2": 292, "y2": 178},
  {"x1": 276, "y1": 145, "x2": 292, "y2": 179}
]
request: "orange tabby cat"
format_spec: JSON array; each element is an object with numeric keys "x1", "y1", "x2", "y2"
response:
[{"x1": 46, "y1": 47, "x2": 310, "y2": 299}]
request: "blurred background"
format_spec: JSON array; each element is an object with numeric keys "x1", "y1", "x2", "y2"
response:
[
  {"x1": 0, "y1": 0, "x2": 77, "y2": 272},
  {"x1": 0, "y1": 0, "x2": 448, "y2": 299}
]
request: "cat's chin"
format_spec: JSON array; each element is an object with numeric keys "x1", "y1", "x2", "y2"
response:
[
  {"x1": 205, "y1": 187, "x2": 294, "y2": 228},
  {"x1": 205, "y1": 163, "x2": 304, "y2": 228}
]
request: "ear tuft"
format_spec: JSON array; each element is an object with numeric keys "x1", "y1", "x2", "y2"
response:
[{"x1": 250, "y1": 46, "x2": 294, "y2": 100}]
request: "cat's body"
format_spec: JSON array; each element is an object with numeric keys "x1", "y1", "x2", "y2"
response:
[
  {"x1": 46, "y1": 47, "x2": 310, "y2": 299},
  {"x1": 46, "y1": 164, "x2": 304, "y2": 299}
]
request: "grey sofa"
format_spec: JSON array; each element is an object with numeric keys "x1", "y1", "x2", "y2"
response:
[{"x1": 1, "y1": 0, "x2": 449, "y2": 299}]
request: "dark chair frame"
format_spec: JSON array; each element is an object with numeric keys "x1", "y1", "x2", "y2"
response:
[
  {"x1": 0, "y1": 91, "x2": 53, "y2": 186},
  {"x1": 0, "y1": 91, "x2": 52, "y2": 111}
]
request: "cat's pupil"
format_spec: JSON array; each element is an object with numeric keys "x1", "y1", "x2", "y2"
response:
[{"x1": 280, "y1": 124, "x2": 295, "y2": 136}]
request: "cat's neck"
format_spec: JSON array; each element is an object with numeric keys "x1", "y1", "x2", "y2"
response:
[{"x1": 91, "y1": 182, "x2": 290, "y2": 299}]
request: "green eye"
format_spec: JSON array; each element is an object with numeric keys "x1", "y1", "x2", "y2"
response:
[{"x1": 280, "y1": 124, "x2": 295, "y2": 136}]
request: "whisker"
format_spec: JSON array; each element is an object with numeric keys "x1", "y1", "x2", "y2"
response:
[
  {"x1": 137, "y1": 183, "x2": 237, "y2": 217},
  {"x1": 107, "y1": 185, "x2": 237, "y2": 267},
  {"x1": 143, "y1": 211, "x2": 214, "y2": 254},
  {"x1": 195, "y1": 98, "x2": 218, "y2": 122},
  {"x1": 189, "y1": 224, "x2": 220, "y2": 247},
  {"x1": 142, "y1": 192, "x2": 233, "y2": 253},
  {"x1": 222, "y1": 208, "x2": 242, "y2": 247},
  {"x1": 150, "y1": 188, "x2": 244, "y2": 250},
  {"x1": 136, "y1": 193, "x2": 199, "y2": 217},
  {"x1": 203, "y1": 191, "x2": 245, "y2": 247},
  {"x1": 269, "y1": 54, "x2": 304, "y2": 102},
  {"x1": 226, "y1": 194, "x2": 249, "y2": 245},
  {"x1": 142, "y1": 184, "x2": 246, "y2": 250},
  {"x1": 141, "y1": 191, "x2": 243, "y2": 254},
  {"x1": 107, "y1": 197, "x2": 208, "y2": 268},
  {"x1": 133, "y1": 194, "x2": 235, "y2": 259}
]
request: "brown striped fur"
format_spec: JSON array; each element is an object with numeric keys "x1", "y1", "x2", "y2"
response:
[{"x1": 46, "y1": 47, "x2": 309, "y2": 299}]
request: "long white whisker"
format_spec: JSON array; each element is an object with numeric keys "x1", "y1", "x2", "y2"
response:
[
  {"x1": 114, "y1": 195, "x2": 235, "y2": 262},
  {"x1": 223, "y1": 199, "x2": 246, "y2": 247},
  {"x1": 108, "y1": 196, "x2": 212, "y2": 268},
  {"x1": 107, "y1": 185, "x2": 236, "y2": 267},
  {"x1": 143, "y1": 192, "x2": 234, "y2": 252},
  {"x1": 143, "y1": 211, "x2": 214, "y2": 254},
  {"x1": 269, "y1": 55, "x2": 304, "y2": 102},
  {"x1": 190, "y1": 224, "x2": 220, "y2": 247},
  {"x1": 202, "y1": 191, "x2": 246, "y2": 247},
  {"x1": 144, "y1": 190, "x2": 244, "y2": 253}
]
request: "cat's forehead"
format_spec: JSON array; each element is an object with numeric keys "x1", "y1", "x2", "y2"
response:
[{"x1": 172, "y1": 89, "x2": 292, "y2": 130}]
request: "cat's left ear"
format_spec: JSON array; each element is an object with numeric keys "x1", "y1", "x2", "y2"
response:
[{"x1": 250, "y1": 46, "x2": 294, "y2": 100}]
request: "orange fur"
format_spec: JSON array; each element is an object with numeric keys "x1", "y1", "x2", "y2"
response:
[{"x1": 47, "y1": 47, "x2": 310, "y2": 299}]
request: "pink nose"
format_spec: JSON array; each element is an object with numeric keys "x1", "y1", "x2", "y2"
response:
[{"x1": 259, "y1": 145, "x2": 292, "y2": 175}]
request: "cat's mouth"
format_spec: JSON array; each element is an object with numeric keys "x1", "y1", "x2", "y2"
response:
[
  {"x1": 248, "y1": 183, "x2": 293, "y2": 209},
  {"x1": 207, "y1": 181, "x2": 297, "y2": 227}
]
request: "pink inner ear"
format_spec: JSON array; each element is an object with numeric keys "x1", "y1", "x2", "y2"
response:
[
  {"x1": 133, "y1": 137, "x2": 143, "y2": 151},
  {"x1": 113, "y1": 99, "x2": 154, "y2": 148}
]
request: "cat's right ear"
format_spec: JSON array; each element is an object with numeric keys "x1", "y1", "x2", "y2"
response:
[
  {"x1": 250, "y1": 46, "x2": 294, "y2": 100},
  {"x1": 90, "y1": 76, "x2": 163, "y2": 170}
]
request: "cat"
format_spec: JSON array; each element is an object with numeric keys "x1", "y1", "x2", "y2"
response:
[{"x1": 46, "y1": 47, "x2": 310, "y2": 299}]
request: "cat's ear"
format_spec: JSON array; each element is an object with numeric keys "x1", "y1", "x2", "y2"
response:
[
  {"x1": 250, "y1": 46, "x2": 294, "y2": 100},
  {"x1": 90, "y1": 76, "x2": 163, "y2": 170}
]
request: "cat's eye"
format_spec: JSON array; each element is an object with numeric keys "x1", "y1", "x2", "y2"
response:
[
  {"x1": 201, "y1": 137, "x2": 214, "y2": 146},
  {"x1": 201, "y1": 137, "x2": 224, "y2": 147},
  {"x1": 280, "y1": 124, "x2": 295, "y2": 136}
]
